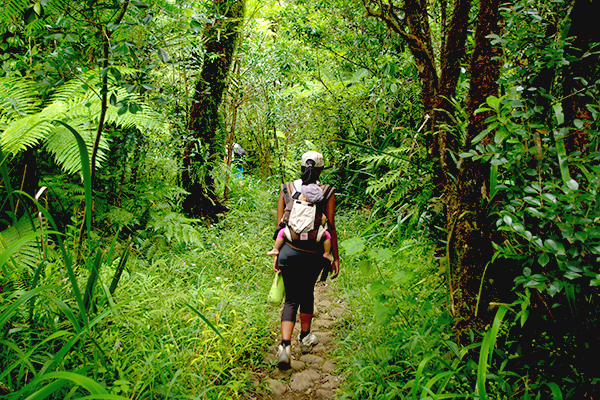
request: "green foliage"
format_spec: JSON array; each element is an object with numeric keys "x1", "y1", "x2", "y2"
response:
[
  {"x1": 335, "y1": 222, "x2": 566, "y2": 399},
  {"x1": 0, "y1": 171, "x2": 284, "y2": 398},
  {"x1": 462, "y1": 92, "x2": 600, "y2": 396},
  {"x1": 455, "y1": 0, "x2": 600, "y2": 394},
  {"x1": 1, "y1": 0, "x2": 598, "y2": 398},
  {"x1": 0, "y1": 75, "x2": 164, "y2": 175},
  {"x1": 223, "y1": 0, "x2": 423, "y2": 205}
]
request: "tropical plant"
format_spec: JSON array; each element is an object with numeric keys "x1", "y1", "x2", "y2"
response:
[{"x1": 0, "y1": 74, "x2": 164, "y2": 175}]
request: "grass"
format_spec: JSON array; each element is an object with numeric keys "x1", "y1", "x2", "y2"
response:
[
  {"x1": 92, "y1": 175, "x2": 284, "y2": 398},
  {"x1": 5, "y1": 172, "x2": 535, "y2": 399},
  {"x1": 1, "y1": 174, "x2": 284, "y2": 398}
]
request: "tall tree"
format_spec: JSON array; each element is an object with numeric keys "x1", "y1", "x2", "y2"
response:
[
  {"x1": 363, "y1": 0, "x2": 503, "y2": 335},
  {"x1": 181, "y1": 0, "x2": 246, "y2": 218}
]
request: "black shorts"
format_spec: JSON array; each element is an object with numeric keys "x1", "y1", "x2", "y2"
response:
[{"x1": 278, "y1": 244, "x2": 328, "y2": 321}]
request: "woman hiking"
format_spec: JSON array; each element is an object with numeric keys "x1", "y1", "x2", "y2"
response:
[{"x1": 269, "y1": 151, "x2": 340, "y2": 370}]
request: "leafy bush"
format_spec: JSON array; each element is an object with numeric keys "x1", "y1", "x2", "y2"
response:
[{"x1": 461, "y1": 92, "x2": 600, "y2": 397}]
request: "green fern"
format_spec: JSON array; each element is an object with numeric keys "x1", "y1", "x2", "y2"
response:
[
  {"x1": 0, "y1": 0, "x2": 28, "y2": 25},
  {"x1": 0, "y1": 74, "x2": 165, "y2": 175},
  {"x1": 362, "y1": 147, "x2": 412, "y2": 198},
  {"x1": 0, "y1": 77, "x2": 41, "y2": 119},
  {"x1": 360, "y1": 145, "x2": 433, "y2": 234},
  {"x1": 0, "y1": 215, "x2": 45, "y2": 287},
  {"x1": 148, "y1": 211, "x2": 202, "y2": 247}
]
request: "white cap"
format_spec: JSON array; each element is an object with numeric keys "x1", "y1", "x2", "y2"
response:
[{"x1": 301, "y1": 151, "x2": 324, "y2": 168}]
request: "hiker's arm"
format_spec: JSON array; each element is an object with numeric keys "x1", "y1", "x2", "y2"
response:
[
  {"x1": 277, "y1": 191, "x2": 285, "y2": 223},
  {"x1": 326, "y1": 192, "x2": 340, "y2": 279},
  {"x1": 273, "y1": 191, "x2": 285, "y2": 272}
]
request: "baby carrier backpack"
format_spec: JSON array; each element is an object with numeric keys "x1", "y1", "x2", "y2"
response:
[{"x1": 281, "y1": 179, "x2": 334, "y2": 245}]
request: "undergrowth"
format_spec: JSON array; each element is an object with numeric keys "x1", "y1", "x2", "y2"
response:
[
  {"x1": 332, "y1": 211, "x2": 571, "y2": 399},
  {"x1": 3, "y1": 172, "x2": 574, "y2": 399},
  {"x1": 97, "y1": 175, "x2": 288, "y2": 398},
  {"x1": 1, "y1": 174, "x2": 283, "y2": 398}
]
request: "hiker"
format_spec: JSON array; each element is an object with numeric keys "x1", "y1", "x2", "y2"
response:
[
  {"x1": 269, "y1": 151, "x2": 340, "y2": 370},
  {"x1": 225, "y1": 142, "x2": 247, "y2": 178},
  {"x1": 267, "y1": 182, "x2": 334, "y2": 263}
]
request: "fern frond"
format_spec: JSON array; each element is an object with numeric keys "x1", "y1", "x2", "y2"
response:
[
  {"x1": 1, "y1": 75, "x2": 165, "y2": 175},
  {"x1": 0, "y1": 77, "x2": 42, "y2": 119},
  {"x1": 48, "y1": 67, "x2": 142, "y2": 104},
  {"x1": 365, "y1": 166, "x2": 406, "y2": 196},
  {"x1": 47, "y1": 70, "x2": 101, "y2": 104},
  {"x1": 148, "y1": 211, "x2": 202, "y2": 247},
  {"x1": 59, "y1": 85, "x2": 165, "y2": 132},
  {"x1": 0, "y1": 102, "x2": 67, "y2": 154},
  {"x1": 44, "y1": 116, "x2": 110, "y2": 174},
  {"x1": 361, "y1": 146, "x2": 411, "y2": 169},
  {"x1": 0, "y1": 215, "x2": 45, "y2": 275},
  {"x1": 0, "y1": 0, "x2": 28, "y2": 25}
]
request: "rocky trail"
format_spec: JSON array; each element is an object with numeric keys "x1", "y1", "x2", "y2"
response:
[{"x1": 250, "y1": 282, "x2": 348, "y2": 399}]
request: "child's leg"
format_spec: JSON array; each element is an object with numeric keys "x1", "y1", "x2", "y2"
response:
[
  {"x1": 267, "y1": 235, "x2": 285, "y2": 256},
  {"x1": 322, "y1": 236, "x2": 333, "y2": 263}
]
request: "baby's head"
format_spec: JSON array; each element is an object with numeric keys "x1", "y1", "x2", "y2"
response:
[{"x1": 301, "y1": 183, "x2": 324, "y2": 203}]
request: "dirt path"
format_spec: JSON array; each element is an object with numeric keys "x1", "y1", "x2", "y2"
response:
[{"x1": 250, "y1": 282, "x2": 347, "y2": 399}]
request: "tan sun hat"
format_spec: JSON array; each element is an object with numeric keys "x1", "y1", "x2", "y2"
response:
[{"x1": 301, "y1": 151, "x2": 325, "y2": 168}]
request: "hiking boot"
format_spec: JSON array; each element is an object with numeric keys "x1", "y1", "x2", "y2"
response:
[
  {"x1": 297, "y1": 333, "x2": 318, "y2": 353},
  {"x1": 276, "y1": 343, "x2": 291, "y2": 370}
]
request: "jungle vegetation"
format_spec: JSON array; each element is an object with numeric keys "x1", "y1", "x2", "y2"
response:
[{"x1": 1, "y1": 0, "x2": 599, "y2": 398}]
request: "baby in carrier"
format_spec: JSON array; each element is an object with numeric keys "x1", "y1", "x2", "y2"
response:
[{"x1": 267, "y1": 183, "x2": 333, "y2": 263}]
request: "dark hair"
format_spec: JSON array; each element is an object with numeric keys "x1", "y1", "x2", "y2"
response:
[{"x1": 300, "y1": 165, "x2": 323, "y2": 184}]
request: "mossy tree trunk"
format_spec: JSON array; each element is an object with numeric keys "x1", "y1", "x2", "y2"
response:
[
  {"x1": 364, "y1": 0, "x2": 502, "y2": 336},
  {"x1": 181, "y1": 0, "x2": 245, "y2": 219},
  {"x1": 445, "y1": 0, "x2": 502, "y2": 335}
]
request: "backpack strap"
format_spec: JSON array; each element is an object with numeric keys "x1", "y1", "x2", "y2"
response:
[
  {"x1": 281, "y1": 183, "x2": 290, "y2": 204},
  {"x1": 286, "y1": 182, "x2": 296, "y2": 201},
  {"x1": 292, "y1": 179, "x2": 303, "y2": 194},
  {"x1": 282, "y1": 182, "x2": 296, "y2": 224},
  {"x1": 320, "y1": 184, "x2": 334, "y2": 201}
]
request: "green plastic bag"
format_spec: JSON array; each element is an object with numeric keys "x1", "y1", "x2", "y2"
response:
[{"x1": 267, "y1": 272, "x2": 285, "y2": 304}]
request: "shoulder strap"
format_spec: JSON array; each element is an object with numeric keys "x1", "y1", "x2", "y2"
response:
[
  {"x1": 281, "y1": 183, "x2": 290, "y2": 204},
  {"x1": 286, "y1": 182, "x2": 296, "y2": 202},
  {"x1": 321, "y1": 184, "x2": 334, "y2": 201},
  {"x1": 292, "y1": 179, "x2": 302, "y2": 194},
  {"x1": 282, "y1": 182, "x2": 297, "y2": 225}
]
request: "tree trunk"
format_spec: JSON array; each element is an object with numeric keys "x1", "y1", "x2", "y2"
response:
[
  {"x1": 223, "y1": 60, "x2": 241, "y2": 202},
  {"x1": 363, "y1": 0, "x2": 502, "y2": 336},
  {"x1": 446, "y1": 0, "x2": 502, "y2": 336},
  {"x1": 562, "y1": 0, "x2": 599, "y2": 154},
  {"x1": 435, "y1": 0, "x2": 472, "y2": 177},
  {"x1": 182, "y1": 0, "x2": 245, "y2": 219}
]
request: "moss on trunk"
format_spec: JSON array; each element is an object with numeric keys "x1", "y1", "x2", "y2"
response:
[{"x1": 182, "y1": 0, "x2": 246, "y2": 219}]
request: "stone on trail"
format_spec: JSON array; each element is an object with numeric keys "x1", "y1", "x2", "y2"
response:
[
  {"x1": 267, "y1": 378, "x2": 287, "y2": 395},
  {"x1": 320, "y1": 313, "x2": 334, "y2": 321},
  {"x1": 322, "y1": 360, "x2": 336, "y2": 373},
  {"x1": 315, "y1": 332, "x2": 333, "y2": 345},
  {"x1": 318, "y1": 299, "x2": 332, "y2": 308},
  {"x1": 313, "y1": 319, "x2": 335, "y2": 329},
  {"x1": 299, "y1": 354, "x2": 324, "y2": 367},
  {"x1": 320, "y1": 374, "x2": 340, "y2": 389},
  {"x1": 330, "y1": 307, "x2": 345, "y2": 317},
  {"x1": 303, "y1": 368, "x2": 321, "y2": 380},
  {"x1": 312, "y1": 343, "x2": 327, "y2": 353},
  {"x1": 316, "y1": 388, "x2": 333, "y2": 399},
  {"x1": 291, "y1": 360, "x2": 305, "y2": 370},
  {"x1": 290, "y1": 370, "x2": 317, "y2": 391}
]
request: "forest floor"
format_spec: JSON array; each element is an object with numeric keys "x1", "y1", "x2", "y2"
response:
[{"x1": 249, "y1": 280, "x2": 348, "y2": 399}]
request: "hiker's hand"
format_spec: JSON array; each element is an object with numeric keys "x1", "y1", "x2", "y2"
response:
[
  {"x1": 273, "y1": 256, "x2": 280, "y2": 272},
  {"x1": 330, "y1": 259, "x2": 340, "y2": 279}
]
